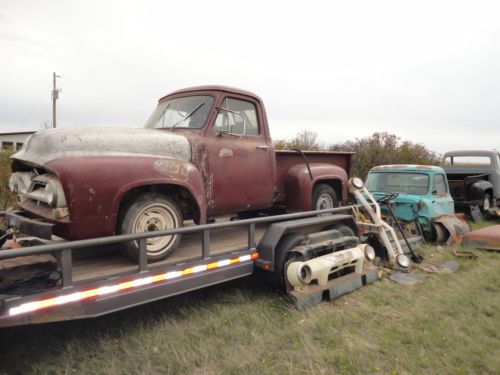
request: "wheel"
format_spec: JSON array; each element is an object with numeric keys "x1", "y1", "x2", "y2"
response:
[
  {"x1": 312, "y1": 184, "x2": 338, "y2": 210},
  {"x1": 120, "y1": 193, "x2": 182, "y2": 262},
  {"x1": 481, "y1": 192, "x2": 492, "y2": 215},
  {"x1": 271, "y1": 233, "x2": 306, "y2": 292}
]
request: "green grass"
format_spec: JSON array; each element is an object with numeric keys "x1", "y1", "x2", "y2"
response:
[
  {"x1": 470, "y1": 218, "x2": 499, "y2": 231},
  {"x1": 0, "y1": 244, "x2": 499, "y2": 374}
]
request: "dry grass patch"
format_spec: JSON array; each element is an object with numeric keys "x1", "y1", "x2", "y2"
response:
[{"x1": 0, "y1": 244, "x2": 499, "y2": 374}]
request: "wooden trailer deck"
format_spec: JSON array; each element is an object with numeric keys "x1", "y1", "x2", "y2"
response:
[{"x1": 71, "y1": 222, "x2": 267, "y2": 283}]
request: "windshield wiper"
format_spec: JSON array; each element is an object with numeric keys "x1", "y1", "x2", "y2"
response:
[{"x1": 169, "y1": 102, "x2": 205, "y2": 130}]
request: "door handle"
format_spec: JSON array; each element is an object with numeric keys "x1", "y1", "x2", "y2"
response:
[{"x1": 256, "y1": 145, "x2": 269, "y2": 150}]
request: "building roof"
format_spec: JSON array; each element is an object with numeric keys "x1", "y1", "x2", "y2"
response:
[{"x1": 0, "y1": 131, "x2": 36, "y2": 136}]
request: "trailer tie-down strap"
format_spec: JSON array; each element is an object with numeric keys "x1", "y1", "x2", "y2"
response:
[{"x1": 8, "y1": 252, "x2": 259, "y2": 317}]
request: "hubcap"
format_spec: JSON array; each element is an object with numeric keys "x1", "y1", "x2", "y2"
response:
[
  {"x1": 316, "y1": 193, "x2": 334, "y2": 210},
  {"x1": 132, "y1": 203, "x2": 179, "y2": 255}
]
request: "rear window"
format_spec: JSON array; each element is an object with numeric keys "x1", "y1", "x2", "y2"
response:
[{"x1": 443, "y1": 156, "x2": 492, "y2": 166}]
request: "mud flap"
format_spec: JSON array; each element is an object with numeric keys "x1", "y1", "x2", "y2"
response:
[
  {"x1": 433, "y1": 215, "x2": 470, "y2": 246},
  {"x1": 470, "y1": 205, "x2": 483, "y2": 223},
  {"x1": 288, "y1": 268, "x2": 379, "y2": 310}
]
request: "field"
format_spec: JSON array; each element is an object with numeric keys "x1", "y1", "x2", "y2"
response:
[
  {"x1": 0, "y1": 237, "x2": 499, "y2": 374},
  {"x1": 0, "y1": 150, "x2": 499, "y2": 374}
]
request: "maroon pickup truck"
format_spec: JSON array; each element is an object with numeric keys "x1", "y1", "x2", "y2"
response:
[{"x1": 7, "y1": 86, "x2": 352, "y2": 261}]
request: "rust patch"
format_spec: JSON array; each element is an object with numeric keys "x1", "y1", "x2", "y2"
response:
[
  {"x1": 415, "y1": 165, "x2": 433, "y2": 170},
  {"x1": 462, "y1": 225, "x2": 500, "y2": 250},
  {"x1": 372, "y1": 165, "x2": 410, "y2": 170},
  {"x1": 219, "y1": 148, "x2": 234, "y2": 158},
  {"x1": 154, "y1": 159, "x2": 191, "y2": 181},
  {"x1": 433, "y1": 214, "x2": 470, "y2": 245}
]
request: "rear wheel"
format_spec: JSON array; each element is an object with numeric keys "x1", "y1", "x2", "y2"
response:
[
  {"x1": 312, "y1": 184, "x2": 338, "y2": 210},
  {"x1": 120, "y1": 193, "x2": 182, "y2": 262}
]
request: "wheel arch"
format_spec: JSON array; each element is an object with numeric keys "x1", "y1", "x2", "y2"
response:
[
  {"x1": 114, "y1": 181, "x2": 206, "y2": 233},
  {"x1": 255, "y1": 214, "x2": 358, "y2": 271},
  {"x1": 284, "y1": 163, "x2": 349, "y2": 210}
]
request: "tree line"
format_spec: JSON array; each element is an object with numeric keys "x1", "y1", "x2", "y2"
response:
[{"x1": 274, "y1": 130, "x2": 441, "y2": 179}]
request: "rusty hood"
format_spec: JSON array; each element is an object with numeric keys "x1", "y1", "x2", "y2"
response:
[{"x1": 12, "y1": 127, "x2": 191, "y2": 166}]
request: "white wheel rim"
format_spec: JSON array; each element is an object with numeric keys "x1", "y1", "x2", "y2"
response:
[
  {"x1": 484, "y1": 196, "x2": 490, "y2": 211},
  {"x1": 316, "y1": 193, "x2": 334, "y2": 210},
  {"x1": 132, "y1": 203, "x2": 179, "y2": 255}
]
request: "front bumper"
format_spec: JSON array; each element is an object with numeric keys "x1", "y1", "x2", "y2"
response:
[{"x1": 3, "y1": 211, "x2": 54, "y2": 240}]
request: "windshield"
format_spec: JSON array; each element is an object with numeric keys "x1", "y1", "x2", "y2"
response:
[
  {"x1": 365, "y1": 172, "x2": 430, "y2": 195},
  {"x1": 144, "y1": 95, "x2": 214, "y2": 129}
]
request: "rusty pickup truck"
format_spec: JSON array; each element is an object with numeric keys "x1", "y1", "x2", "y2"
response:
[{"x1": 7, "y1": 86, "x2": 352, "y2": 261}]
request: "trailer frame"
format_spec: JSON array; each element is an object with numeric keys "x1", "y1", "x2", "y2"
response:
[{"x1": 0, "y1": 206, "x2": 365, "y2": 328}]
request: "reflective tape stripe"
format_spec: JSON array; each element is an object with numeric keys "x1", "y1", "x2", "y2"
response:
[{"x1": 8, "y1": 252, "x2": 259, "y2": 317}]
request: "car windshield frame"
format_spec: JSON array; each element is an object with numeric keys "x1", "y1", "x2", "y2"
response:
[
  {"x1": 144, "y1": 95, "x2": 214, "y2": 130},
  {"x1": 365, "y1": 171, "x2": 430, "y2": 196}
]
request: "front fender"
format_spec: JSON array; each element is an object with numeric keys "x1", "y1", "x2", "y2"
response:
[
  {"x1": 46, "y1": 156, "x2": 207, "y2": 239},
  {"x1": 284, "y1": 163, "x2": 348, "y2": 210}
]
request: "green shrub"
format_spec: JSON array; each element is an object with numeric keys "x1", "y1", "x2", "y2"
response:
[{"x1": 0, "y1": 148, "x2": 15, "y2": 211}]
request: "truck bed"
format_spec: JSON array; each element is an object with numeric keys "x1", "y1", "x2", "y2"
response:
[{"x1": 275, "y1": 150, "x2": 353, "y2": 178}]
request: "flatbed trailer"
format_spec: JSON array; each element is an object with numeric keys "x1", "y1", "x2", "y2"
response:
[{"x1": 0, "y1": 206, "x2": 381, "y2": 328}]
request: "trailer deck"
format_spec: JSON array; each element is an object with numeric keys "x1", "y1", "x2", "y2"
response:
[
  {"x1": 71, "y1": 223, "x2": 267, "y2": 283},
  {"x1": 0, "y1": 206, "x2": 380, "y2": 328}
]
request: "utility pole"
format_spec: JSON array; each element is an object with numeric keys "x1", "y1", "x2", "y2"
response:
[{"x1": 52, "y1": 72, "x2": 61, "y2": 128}]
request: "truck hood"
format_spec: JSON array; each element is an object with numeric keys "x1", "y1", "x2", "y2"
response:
[
  {"x1": 368, "y1": 192, "x2": 423, "y2": 222},
  {"x1": 12, "y1": 127, "x2": 191, "y2": 166}
]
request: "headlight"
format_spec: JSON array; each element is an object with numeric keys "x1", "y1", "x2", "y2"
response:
[
  {"x1": 396, "y1": 254, "x2": 410, "y2": 268},
  {"x1": 364, "y1": 245, "x2": 376, "y2": 261},
  {"x1": 45, "y1": 180, "x2": 58, "y2": 207},
  {"x1": 349, "y1": 177, "x2": 364, "y2": 191},
  {"x1": 8, "y1": 174, "x2": 18, "y2": 193}
]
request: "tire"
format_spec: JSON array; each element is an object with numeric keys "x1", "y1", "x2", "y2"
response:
[
  {"x1": 271, "y1": 233, "x2": 306, "y2": 292},
  {"x1": 312, "y1": 184, "x2": 339, "y2": 211},
  {"x1": 480, "y1": 192, "x2": 492, "y2": 215},
  {"x1": 120, "y1": 193, "x2": 182, "y2": 262}
]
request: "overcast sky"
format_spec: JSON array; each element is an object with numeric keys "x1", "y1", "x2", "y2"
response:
[{"x1": 1, "y1": 0, "x2": 499, "y2": 153}]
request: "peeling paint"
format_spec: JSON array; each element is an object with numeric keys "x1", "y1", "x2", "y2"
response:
[
  {"x1": 219, "y1": 148, "x2": 233, "y2": 158},
  {"x1": 154, "y1": 159, "x2": 192, "y2": 181},
  {"x1": 12, "y1": 127, "x2": 191, "y2": 166}
]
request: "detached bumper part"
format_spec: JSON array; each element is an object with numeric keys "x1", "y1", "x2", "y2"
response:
[
  {"x1": 4, "y1": 211, "x2": 54, "y2": 240},
  {"x1": 285, "y1": 245, "x2": 379, "y2": 309},
  {"x1": 288, "y1": 267, "x2": 379, "y2": 310}
]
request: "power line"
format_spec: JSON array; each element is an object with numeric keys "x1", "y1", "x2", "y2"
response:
[{"x1": 16, "y1": 83, "x2": 52, "y2": 130}]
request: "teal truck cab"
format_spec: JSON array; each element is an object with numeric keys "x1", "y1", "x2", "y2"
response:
[{"x1": 364, "y1": 165, "x2": 468, "y2": 243}]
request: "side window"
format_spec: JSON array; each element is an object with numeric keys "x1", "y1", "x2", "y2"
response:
[
  {"x1": 433, "y1": 174, "x2": 448, "y2": 195},
  {"x1": 214, "y1": 98, "x2": 259, "y2": 136}
]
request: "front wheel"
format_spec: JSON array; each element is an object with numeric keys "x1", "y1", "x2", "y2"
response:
[
  {"x1": 120, "y1": 193, "x2": 182, "y2": 262},
  {"x1": 312, "y1": 183, "x2": 339, "y2": 211}
]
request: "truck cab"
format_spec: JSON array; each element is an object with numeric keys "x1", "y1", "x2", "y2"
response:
[{"x1": 364, "y1": 165, "x2": 455, "y2": 239}]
